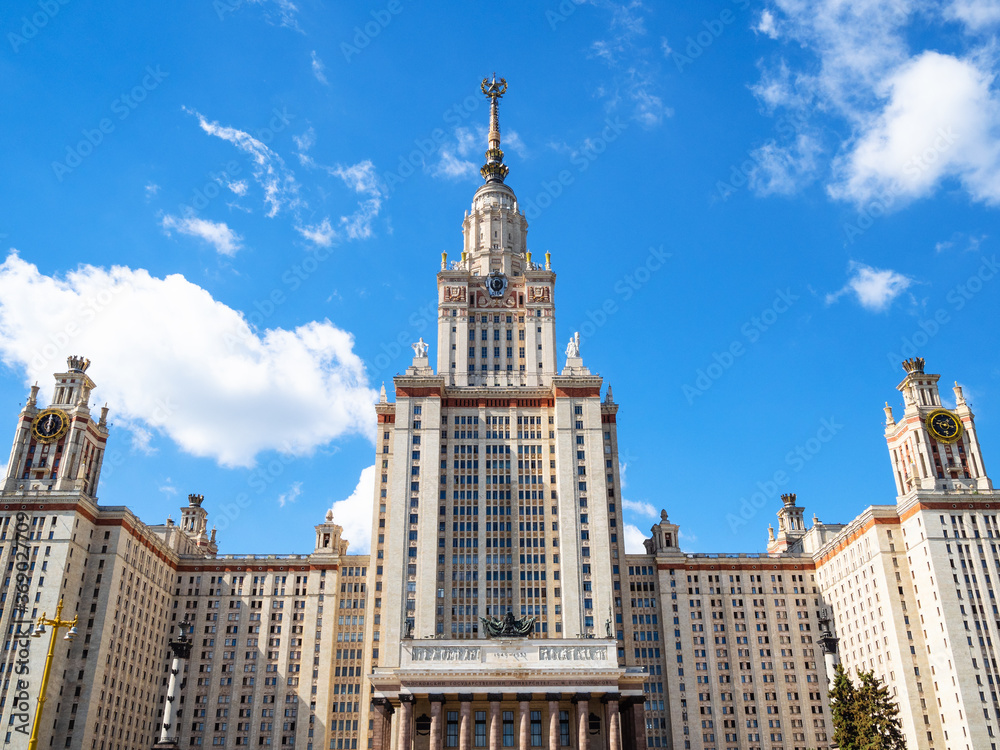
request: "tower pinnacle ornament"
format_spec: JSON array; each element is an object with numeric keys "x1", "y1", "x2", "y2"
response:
[{"x1": 480, "y1": 74, "x2": 509, "y2": 183}]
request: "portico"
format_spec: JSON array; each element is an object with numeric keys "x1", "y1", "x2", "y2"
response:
[{"x1": 370, "y1": 639, "x2": 646, "y2": 750}]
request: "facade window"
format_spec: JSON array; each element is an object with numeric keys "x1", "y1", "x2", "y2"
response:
[
  {"x1": 446, "y1": 711, "x2": 459, "y2": 747},
  {"x1": 475, "y1": 711, "x2": 487, "y2": 747},
  {"x1": 559, "y1": 712, "x2": 571, "y2": 747},
  {"x1": 503, "y1": 711, "x2": 515, "y2": 747},
  {"x1": 530, "y1": 711, "x2": 542, "y2": 747}
]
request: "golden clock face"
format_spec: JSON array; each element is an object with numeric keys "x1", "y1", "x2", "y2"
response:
[
  {"x1": 32, "y1": 408, "x2": 69, "y2": 443},
  {"x1": 926, "y1": 409, "x2": 963, "y2": 443}
]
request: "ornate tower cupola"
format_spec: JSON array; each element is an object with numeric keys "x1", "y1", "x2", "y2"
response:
[
  {"x1": 884, "y1": 357, "x2": 991, "y2": 496},
  {"x1": 436, "y1": 77, "x2": 559, "y2": 388},
  {"x1": 3, "y1": 355, "x2": 109, "y2": 497},
  {"x1": 768, "y1": 493, "x2": 807, "y2": 554}
]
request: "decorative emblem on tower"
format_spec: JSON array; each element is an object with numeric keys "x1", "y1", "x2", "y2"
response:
[
  {"x1": 486, "y1": 271, "x2": 508, "y2": 298},
  {"x1": 480, "y1": 74, "x2": 510, "y2": 184},
  {"x1": 479, "y1": 611, "x2": 536, "y2": 638}
]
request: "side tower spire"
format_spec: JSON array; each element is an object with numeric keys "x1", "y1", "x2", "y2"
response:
[{"x1": 480, "y1": 74, "x2": 509, "y2": 184}]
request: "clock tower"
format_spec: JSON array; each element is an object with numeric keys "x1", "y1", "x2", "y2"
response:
[
  {"x1": 884, "y1": 357, "x2": 991, "y2": 497},
  {"x1": 435, "y1": 75, "x2": 558, "y2": 388},
  {"x1": 3, "y1": 355, "x2": 110, "y2": 498}
]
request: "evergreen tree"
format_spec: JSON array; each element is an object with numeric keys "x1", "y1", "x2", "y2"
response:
[
  {"x1": 855, "y1": 669, "x2": 906, "y2": 749},
  {"x1": 829, "y1": 663, "x2": 859, "y2": 749},
  {"x1": 828, "y1": 664, "x2": 906, "y2": 750}
]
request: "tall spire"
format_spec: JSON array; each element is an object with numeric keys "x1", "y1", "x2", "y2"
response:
[{"x1": 480, "y1": 74, "x2": 509, "y2": 184}]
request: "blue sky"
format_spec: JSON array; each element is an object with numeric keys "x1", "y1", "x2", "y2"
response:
[{"x1": 1, "y1": 0, "x2": 999, "y2": 556}]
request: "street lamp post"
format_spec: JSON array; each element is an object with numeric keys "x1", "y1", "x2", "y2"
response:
[
  {"x1": 154, "y1": 618, "x2": 193, "y2": 749},
  {"x1": 27, "y1": 598, "x2": 78, "y2": 750}
]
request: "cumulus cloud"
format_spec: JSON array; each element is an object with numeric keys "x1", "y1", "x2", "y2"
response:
[
  {"x1": 161, "y1": 214, "x2": 243, "y2": 256},
  {"x1": 0, "y1": 253, "x2": 377, "y2": 467},
  {"x1": 622, "y1": 498, "x2": 658, "y2": 518},
  {"x1": 310, "y1": 51, "x2": 329, "y2": 85},
  {"x1": 624, "y1": 523, "x2": 648, "y2": 554},
  {"x1": 946, "y1": 0, "x2": 1000, "y2": 30},
  {"x1": 752, "y1": 1, "x2": 1000, "y2": 206},
  {"x1": 825, "y1": 261, "x2": 913, "y2": 311},
  {"x1": 330, "y1": 465, "x2": 375, "y2": 554},
  {"x1": 829, "y1": 51, "x2": 1000, "y2": 205},
  {"x1": 187, "y1": 108, "x2": 301, "y2": 218}
]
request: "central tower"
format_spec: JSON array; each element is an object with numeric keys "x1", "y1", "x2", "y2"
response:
[
  {"x1": 366, "y1": 80, "x2": 642, "y2": 750},
  {"x1": 436, "y1": 75, "x2": 558, "y2": 388}
]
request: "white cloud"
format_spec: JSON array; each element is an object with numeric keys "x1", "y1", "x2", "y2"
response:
[
  {"x1": 161, "y1": 214, "x2": 243, "y2": 257},
  {"x1": 624, "y1": 523, "x2": 648, "y2": 554},
  {"x1": 431, "y1": 150, "x2": 478, "y2": 180},
  {"x1": 756, "y1": 9, "x2": 779, "y2": 38},
  {"x1": 829, "y1": 51, "x2": 1000, "y2": 205},
  {"x1": 296, "y1": 218, "x2": 337, "y2": 247},
  {"x1": 0, "y1": 252, "x2": 377, "y2": 467},
  {"x1": 334, "y1": 161, "x2": 382, "y2": 240},
  {"x1": 330, "y1": 465, "x2": 375, "y2": 553},
  {"x1": 145, "y1": 183, "x2": 160, "y2": 199},
  {"x1": 228, "y1": 180, "x2": 248, "y2": 196},
  {"x1": 278, "y1": 481, "x2": 302, "y2": 508},
  {"x1": 293, "y1": 127, "x2": 316, "y2": 165},
  {"x1": 310, "y1": 51, "x2": 329, "y2": 85},
  {"x1": 826, "y1": 261, "x2": 913, "y2": 311},
  {"x1": 946, "y1": 0, "x2": 1000, "y2": 30},
  {"x1": 749, "y1": 134, "x2": 823, "y2": 196},
  {"x1": 587, "y1": 2, "x2": 671, "y2": 127},
  {"x1": 935, "y1": 232, "x2": 987, "y2": 253},
  {"x1": 622, "y1": 498, "x2": 658, "y2": 518},
  {"x1": 752, "y1": 2, "x2": 1000, "y2": 206},
  {"x1": 187, "y1": 108, "x2": 301, "y2": 218}
]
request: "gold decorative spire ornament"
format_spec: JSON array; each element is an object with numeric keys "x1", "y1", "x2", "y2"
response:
[{"x1": 480, "y1": 74, "x2": 509, "y2": 183}]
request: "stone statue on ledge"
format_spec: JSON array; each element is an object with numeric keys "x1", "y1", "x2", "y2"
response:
[{"x1": 480, "y1": 611, "x2": 536, "y2": 638}]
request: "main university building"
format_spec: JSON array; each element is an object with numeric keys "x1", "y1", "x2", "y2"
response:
[{"x1": 1, "y1": 79, "x2": 998, "y2": 750}]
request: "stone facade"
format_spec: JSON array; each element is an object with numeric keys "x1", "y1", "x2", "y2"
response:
[{"x1": 0, "y1": 84, "x2": 997, "y2": 750}]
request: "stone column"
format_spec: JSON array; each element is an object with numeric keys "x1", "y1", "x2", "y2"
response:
[
  {"x1": 429, "y1": 695, "x2": 446, "y2": 750},
  {"x1": 459, "y1": 693, "x2": 474, "y2": 750},
  {"x1": 517, "y1": 694, "x2": 532, "y2": 750},
  {"x1": 488, "y1": 694, "x2": 502, "y2": 750},
  {"x1": 546, "y1": 694, "x2": 561, "y2": 750},
  {"x1": 371, "y1": 699, "x2": 394, "y2": 750},
  {"x1": 602, "y1": 695, "x2": 621, "y2": 750},
  {"x1": 398, "y1": 695, "x2": 415, "y2": 750},
  {"x1": 573, "y1": 694, "x2": 590, "y2": 750}
]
